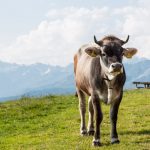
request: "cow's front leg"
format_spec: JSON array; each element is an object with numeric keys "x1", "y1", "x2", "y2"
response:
[
  {"x1": 87, "y1": 96, "x2": 94, "y2": 135},
  {"x1": 92, "y1": 94, "x2": 103, "y2": 146},
  {"x1": 77, "y1": 89, "x2": 87, "y2": 135},
  {"x1": 110, "y1": 100, "x2": 121, "y2": 144}
]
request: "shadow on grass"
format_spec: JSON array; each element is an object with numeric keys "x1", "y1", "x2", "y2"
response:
[{"x1": 120, "y1": 129, "x2": 150, "y2": 136}]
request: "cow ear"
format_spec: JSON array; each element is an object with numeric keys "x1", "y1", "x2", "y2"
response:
[
  {"x1": 85, "y1": 47, "x2": 101, "y2": 57},
  {"x1": 123, "y1": 48, "x2": 138, "y2": 58}
]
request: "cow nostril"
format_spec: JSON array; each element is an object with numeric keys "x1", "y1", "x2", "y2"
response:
[
  {"x1": 117, "y1": 64, "x2": 122, "y2": 69},
  {"x1": 111, "y1": 63, "x2": 122, "y2": 70},
  {"x1": 112, "y1": 65, "x2": 115, "y2": 68}
]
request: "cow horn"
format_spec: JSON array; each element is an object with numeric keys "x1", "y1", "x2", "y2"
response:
[
  {"x1": 94, "y1": 35, "x2": 103, "y2": 46},
  {"x1": 121, "y1": 35, "x2": 130, "y2": 45},
  {"x1": 94, "y1": 35, "x2": 98, "y2": 44}
]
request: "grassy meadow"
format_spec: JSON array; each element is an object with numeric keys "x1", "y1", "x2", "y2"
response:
[{"x1": 0, "y1": 89, "x2": 149, "y2": 150}]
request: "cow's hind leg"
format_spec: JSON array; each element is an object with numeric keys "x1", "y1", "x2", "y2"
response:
[
  {"x1": 77, "y1": 89, "x2": 87, "y2": 135},
  {"x1": 87, "y1": 96, "x2": 94, "y2": 135}
]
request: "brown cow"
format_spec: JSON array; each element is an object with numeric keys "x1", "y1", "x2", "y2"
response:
[{"x1": 74, "y1": 35, "x2": 137, "y2": 146}]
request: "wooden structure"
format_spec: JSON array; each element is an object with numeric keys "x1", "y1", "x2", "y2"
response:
[{"x1": 133, "y1": 82, "x2": 150, "y2": 89}]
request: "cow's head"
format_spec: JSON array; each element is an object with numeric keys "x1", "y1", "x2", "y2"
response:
[{"x1": 85, "y1": 35, "x2": 137, "y2": 79}]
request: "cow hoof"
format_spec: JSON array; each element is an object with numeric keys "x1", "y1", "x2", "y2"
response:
[
  {"x1": 80, "y1": 129, "x2": 87, "y2": 136},
  {"x1": 88, "y1": 130, "x2": 95, "y2": 136},
  {"x1": 111, "y1": 138, "x2": 120, "y2": 144},
  {"x1": 92, "y1": 139, "x2": 101, "y2": 147}
]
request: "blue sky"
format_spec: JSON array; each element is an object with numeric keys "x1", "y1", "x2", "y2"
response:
[{"x1": 0, "y1": 0, "x2": 149, "y2": 66}]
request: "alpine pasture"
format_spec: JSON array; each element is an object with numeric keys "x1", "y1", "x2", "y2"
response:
[{"x1": 0, "y1": 89, "x2": 149, "y2": 150}]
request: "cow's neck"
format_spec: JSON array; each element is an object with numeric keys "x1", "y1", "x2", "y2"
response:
[
  {"x1": 103, "y1": 74, "x2": 114, "y2": 89},
  {"x1": 103, "y1": 73, "x2": 118, "y2": 104},
  {"x1": 103, "y1": 73, "x2": 116, "y2": 88}
]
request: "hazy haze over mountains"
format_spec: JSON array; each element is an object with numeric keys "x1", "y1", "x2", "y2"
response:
[{"x1": 0, "y1": 57, "x2": 149, "y2": 101}]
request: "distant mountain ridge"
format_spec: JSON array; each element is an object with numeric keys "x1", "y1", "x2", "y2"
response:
[{"x1": 0, "y1": 57, "x2": 149, "y2": 101}]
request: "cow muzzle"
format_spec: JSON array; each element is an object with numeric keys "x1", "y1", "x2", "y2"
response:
[{"x1": 109, "y1": 63, "x2": 123, "y2": 75}]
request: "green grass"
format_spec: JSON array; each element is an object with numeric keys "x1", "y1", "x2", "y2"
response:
[{"x1": 0, "y1": 89, "x2": 149, "y2": 150}]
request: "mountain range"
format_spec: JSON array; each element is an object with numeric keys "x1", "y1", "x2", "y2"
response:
[{"x1": 0, "y1": 57, "x2": 149, "y2": 101}]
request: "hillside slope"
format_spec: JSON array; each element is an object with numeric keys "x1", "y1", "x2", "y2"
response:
[{"x1": 0, "y1": 90, "x2": 149, "y2": 150}]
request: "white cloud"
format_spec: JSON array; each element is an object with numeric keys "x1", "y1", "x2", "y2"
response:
[
  {"x1": 0, "y1": 7, "x2": 110, "y2": 66},
  {"x1": 1, "y1": 4, "x2": 150, "y2": 66},
  {"x1": 116, "y1": 4, "x2": 150, "y2": 58}
]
